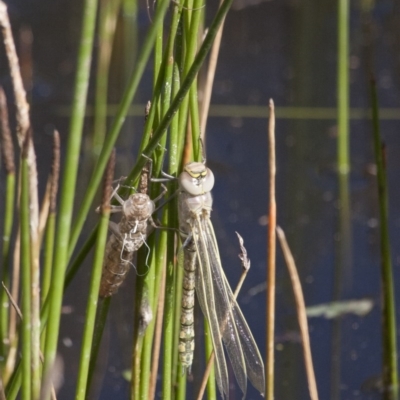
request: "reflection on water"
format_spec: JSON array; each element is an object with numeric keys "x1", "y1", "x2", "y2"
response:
[{"x1": 306, "y1": 299, "x2": 374, "y2": 319}]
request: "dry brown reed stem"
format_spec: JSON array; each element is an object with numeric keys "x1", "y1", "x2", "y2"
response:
[
  {"x1": 0, "y1": 7, "x2": 42, "y2": 387},
  {"x1": 149, "y1": 264, "x2": 166, "y2": 400},
  {"x1": 19, "y1": 26, "x2": 33, "y2": 93},
  {"x1": 0, "y1": 87, "x2": 15, "y2": 174},
  {"x1": 0, "y1": 378, "x2": 5, "y2": 400},
  {"x1": 199, "y1": 0, "x2": 225, "y2": 142},
  {"x1": 2, "y1": 282, "x2": 22, "y2": 320},
  {"x1": 266, "y1": 98, "x2": 276, "y2": 400},
  {"x1": 39, "y1": 130, "x2": 60, "y2": 245},
  {"x1": 24, "y1": 129, "x2": 41, "y2": 397},
  {"x1": 101, "y1": 149, "x2": 117, "y2": 214},
  {"x1": 276, "y1": 227, "x2": 319, "y2": 400},
  {"x1": 0, "y1": 1, "x2": 30, "y2": 143},
  {"x1": 2, "y1": 282, "x2": 58, "y2": 400},
  {"x1": 50, "y1": 130, "x2": 61, "y2": 213},
  {"x1": 0, "y1": 0, "x2": 39, "y2": 231},
  {"x1": 39, "y1": 180, "x2": 52, "y2": 245},
  {"x1": 196, "y1": 232, "x2": 250, "y2": 400}
]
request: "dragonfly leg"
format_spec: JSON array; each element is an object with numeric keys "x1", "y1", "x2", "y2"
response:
[{"x1": 152, "y1": 183, "x2": 168, "y2": 203}]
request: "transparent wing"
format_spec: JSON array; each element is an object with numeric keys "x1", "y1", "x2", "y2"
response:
[
  {"x1": 204, "y1": 218, "x2": 265, "y2": 396},
  {"x1": 190, "y1": 217, "x2": 230, "y2": 399}
]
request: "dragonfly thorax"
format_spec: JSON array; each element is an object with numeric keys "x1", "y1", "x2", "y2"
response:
[{"x1": 123, "y1": 193, "x2": 154, "y2": 220}]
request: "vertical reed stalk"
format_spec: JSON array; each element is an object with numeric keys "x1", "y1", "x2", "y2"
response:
[
  {"x1": 41, "y1": 131, "x2": 60, "y2": 307},
  {"x1": 0, "y1": 87, "x2": 15, "y2": 364},
  {"x1": 75, "y1": 152, "x2": 115, "y2": 400},
  {"x1": 92, "y1": 0, "x2": 121, "y2": 156},
  {"x1": 266, "y1": 99, "x2": 276, "y2": 400},
  {"x1": 337, "y1": 0, "x2": 349, "y2": 175},
  {"x1": 0, "y1": 4, "x2": 39, "y2": 391},
  {"x1": 333, "y1": 1, "x2": 351, "y2": 396},
  {"x1": 42, "y1": 0, "x2": 99, "y2": 389},
  {"x1": 136, "y1": 4, "x2": 166, "y2": 396},
  {"x1": 163, "y1": 63, "x2": 182, "y2": 400},
  {"x1": 68, "y1": 0, "x2": 171, "y2": 255},
  {"x1": 20, "y1": 134, "x2": 32, "y2": 400},
  {"x1": 370, "y1": 78, "x2": 398, "y2": 400}
]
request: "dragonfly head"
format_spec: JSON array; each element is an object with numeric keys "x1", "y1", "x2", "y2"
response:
[{"x1": 179, "y1": 162, "x2": 215, "y2": 195}]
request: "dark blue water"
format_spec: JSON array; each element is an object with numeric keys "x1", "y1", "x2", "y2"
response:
[{"x1": 1, "y1": 0, "x2": 400, "y2": 399}]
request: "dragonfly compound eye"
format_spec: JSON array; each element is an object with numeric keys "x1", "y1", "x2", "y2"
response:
[{"x1": 179, "y1": 162, "x2": 215, "y2": 195}]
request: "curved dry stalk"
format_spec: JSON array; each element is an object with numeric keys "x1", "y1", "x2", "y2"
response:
[{"x1": 276, "y1": 226, "x2": 319, "y2": 400}]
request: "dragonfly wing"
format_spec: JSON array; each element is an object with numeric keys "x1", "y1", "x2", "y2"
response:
[
  {"x1": 205, "y1": 219, "x2": 265, "y2": 396},
  {"x1": 191, "y1": 217, "x2": 230, "y2": 399}
]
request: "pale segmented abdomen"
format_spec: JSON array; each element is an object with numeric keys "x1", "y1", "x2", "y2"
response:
[{"x1": 178, "y1": 241, "x2": 196, "y2": 371}]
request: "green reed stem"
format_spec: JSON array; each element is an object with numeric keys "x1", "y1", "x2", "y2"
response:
[
  {"x1": 136, "y1": 11, "x2": 167, "y2": 396},
  {"x1": 20, "y1": 145, "x2": 31, "y2": 400},
  {"x1": 42, "y1": 0, "x2": 99, "y2": 386},
  {"x1": 66, "y1": 0, "x2": 234, "y2": 285},
  {"x1": 42, "y1": 213, "x2": 55, "y2": 307},
  {"x1": 176, "y1": 364, "x2": 187, "y2": 400},
  {"x1": 162, "y1": 62, "x2": 182, "y2": 400},
  {"x1": 86, "y1": 297, "x2": 110, "y2": 396},
  {"x1": 189, "y1": 84, "x2": 201, "y2": 161},
  {"x1": 177, "y1": 0, "x2": 202, "y2": 160},
  {"x1": 204, "y1": 321, "x2": 217, "y2": 400},
  {"x1": 75, "y1": 201, "x2": 110, "y2": 400},
  {"x1": 370, "y1": 78, "x2": 398, "y2": 400},
  {"x1": 188, "y1": 0, "x2": 204, "y2": 161},
  {"x1": 6, "y1": 224, "x2": 95, "y2": 400},
  {"x1": 123, "y1": 0, "x2": 235, "y2": 191},
  {"x1": 68, "y1": 0, "x2": 170, "y2": 256},
  {"x1": 92, "y1": 0, "x2": 121, "y2": 157},
  {"x1": 150, "y1": 10, "x2": 185, "y2": 390},
  {"x1": 337, "y1": 0, "x2": 349, "y2": 174},
  {"x1": 122, "y1": 0, "x2": 138, "y2": 82},
  {"x1": 138, "y1": 250, "x2": 156, "y2": 400},
  {"x1": 0, "y1": 172, "x2": 15, "y2": 360},
  {"x1": 65, "y1": 228, "x2": 98, "y2": 289},
  {"x1": 336, "y1": 0, "x2": 352, "y2": 307},
  {"x1": 0, "y1": 85, "x2": 16, "y2": 376}
]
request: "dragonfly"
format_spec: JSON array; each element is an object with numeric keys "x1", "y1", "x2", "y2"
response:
[
  {"x1": 177, "y1": 161, "x2": 265, "y2": 399},
  {"x1": 99, "y1": 160, "x2": 165, "y2": 298}
]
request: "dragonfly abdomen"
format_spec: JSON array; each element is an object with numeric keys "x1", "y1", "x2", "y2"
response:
[
  {"x1": 179, "y1": 243, "x2": 196, "y2": 371},
  {"x1": 99, "y1": 233, "x2": 133, "y2": 298}
]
